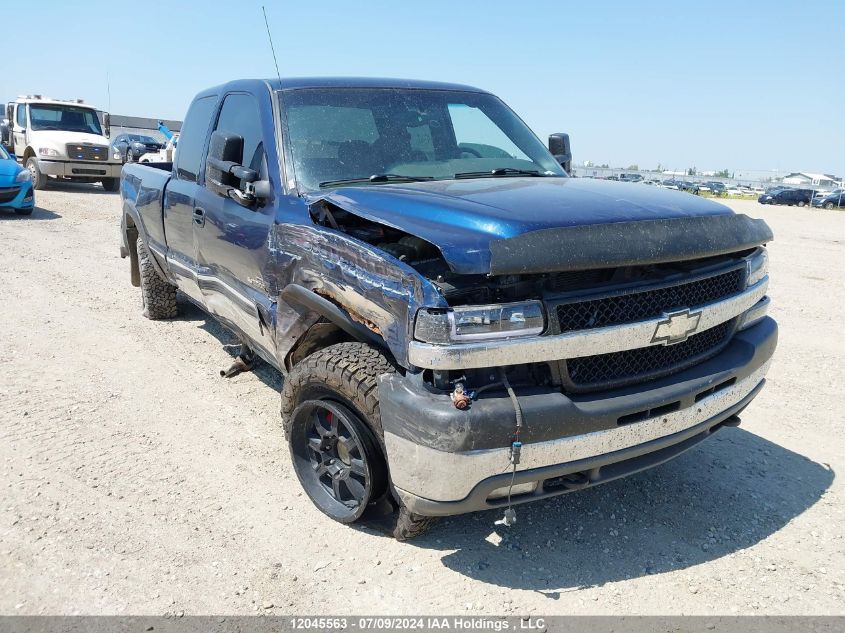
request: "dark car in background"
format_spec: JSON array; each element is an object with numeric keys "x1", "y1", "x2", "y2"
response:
[
  {"x1": 758, "y1": 188, "x2": 813, "y2": 206},
  {"x1": 811, "y1": 189, "x2": 844, "y2": 210},
  {"x1": 112, "y1": 134, "x2": 164, "y2": 162},
  {"x1": 618, "y1": 173, "x2": 643, "y2": 182},
  {"x1": 706, "y1": 182, "x2": 727, "y2": 196}
]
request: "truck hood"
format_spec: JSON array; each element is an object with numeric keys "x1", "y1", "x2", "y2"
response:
[
  {"x1": 316, "y1": 177, "x2": 768, "y2": 274},
  {"x1": 28, "y1": 130, "x2": 117, "y2": 161}
]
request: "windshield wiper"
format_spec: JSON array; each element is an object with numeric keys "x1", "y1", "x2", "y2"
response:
[
  {"x1": 455, "y1": 167, "x2": 550, "y2": 179},
  {"x1": 319, "y1": 173, "x2": 434, "y2": 188}
]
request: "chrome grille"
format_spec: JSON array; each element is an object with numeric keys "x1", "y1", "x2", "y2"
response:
[
  {"x1": 552, "y1": 268, "x2": 745, "y2": 333},
  {"x1": 562, "y1": 319, "x2": 736, "y2": 392},
  {"x1": 65, "y1": 144, "x2": 109, "y2": 161}
]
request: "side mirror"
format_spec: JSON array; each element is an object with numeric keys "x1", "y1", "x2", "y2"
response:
[
  {"x1": 102, "y1": 112, "x2": 110, "y2": 138},
  {"x1": 549, "y1": 133, "x2": 572, "y2": 174},
  {"x1": 205, "y1": 130, "x2": 269, "y2": 207}
]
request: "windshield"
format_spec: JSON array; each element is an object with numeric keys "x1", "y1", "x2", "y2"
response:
[
  {"x1": 128, "y1": 134, "x2": 157, "y2": 143},
  {"x1": 279, "y1": 88, "x2": 566, "y2": 191},
  {"x1": 0, "y1": 145, "x2": 9, "y2": 160},
  {"x1": 29, "y1": 104, "x2": 103, "y2": 135}
]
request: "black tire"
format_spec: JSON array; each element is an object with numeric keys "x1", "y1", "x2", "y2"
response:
[
  {"x1": 102, "y1": 178, "x2": 119, "y2": 192},
  {"x1": 26, "y1": 157, "x2": 48, "y2": 190},
  {"x1": 797, "y1": 200, "x2": 806, "y2": 208},
  {"x1": 824, "y1": 202, "x2": 834, "y2": 210},
  {"x1": 14, "y1": 207, "x2": 33, "y2": 216},
  {"x1": 136, "y1": 237, "x2": 177, "y2": 319},
  {"x1": 281, "y1": 342, "x2": 438, "y2": 540}
]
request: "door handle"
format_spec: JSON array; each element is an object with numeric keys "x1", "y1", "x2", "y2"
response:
[{"x1": 192, "y1": 207, "x2": 206, "y2": 227}]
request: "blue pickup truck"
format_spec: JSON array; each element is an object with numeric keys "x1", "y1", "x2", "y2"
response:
[{"x1": 120, "y1": 78, "x2": 776, "y2": 539}]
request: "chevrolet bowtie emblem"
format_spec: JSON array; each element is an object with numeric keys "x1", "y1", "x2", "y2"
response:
[{"x1": 652, "y1": 308, "x2": 702, "y2": 345}]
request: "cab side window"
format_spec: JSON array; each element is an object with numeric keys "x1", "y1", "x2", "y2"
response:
[
  {"x1": 212, "y1": 93, "x2": 266, "y2": 178},
  {"x1": 15, "y1": 105, "x2": 26, "y2": 128},
  {"x1": 175, "y1": 95, "x2": 218, "y2": 183}
]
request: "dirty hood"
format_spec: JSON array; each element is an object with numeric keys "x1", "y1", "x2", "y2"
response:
[{"x1": 317, "y1": 177, "x2": 771, "y2": 274}]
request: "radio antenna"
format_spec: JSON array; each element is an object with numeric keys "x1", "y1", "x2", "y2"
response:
[{"x1": 262, "y1": 5, "x2": 282, "y2": 84}]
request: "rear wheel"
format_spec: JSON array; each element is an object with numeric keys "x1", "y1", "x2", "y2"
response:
[
  {"x1": 136, "y1": 237, "x2": 177, "y2": 319},
  {"x1": 26, "y1": 158, "x2": 48, "y2": 190},
  {"x1": 102, "y1": 178, "x2": 119, "y2": 192},
  {"x1": 281, "y1": 342, "x2": 438, "y2": 539},
  {"x1": 797, "y1": 200, "x2": 806, "y2": 207}
]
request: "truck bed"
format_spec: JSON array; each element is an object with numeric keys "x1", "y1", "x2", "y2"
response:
[{"x1": 121, "y1": 162, "x2": 172, "y2": 256}]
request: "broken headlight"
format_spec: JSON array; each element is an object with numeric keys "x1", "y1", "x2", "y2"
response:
[
  {"x1": 414, "y1": 301, "x2": 545, "y2": 345},
  {"x1": 746, "y1": 248, "x2": 768, "y2": 287}
]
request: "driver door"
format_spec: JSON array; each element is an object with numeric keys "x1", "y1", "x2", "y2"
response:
[
  {"x1": 193, "y1": 91, "x2": 276, "y2": 358},
  {"x1": 12, "y1": 104, "x2": 27, "y2": 157}
]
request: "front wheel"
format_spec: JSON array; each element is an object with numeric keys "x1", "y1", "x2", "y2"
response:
[
  {"x1": 102, "y1": 178, "x2": 119, "y2": 192},
  {"x1": 824, "y1": 202, "x2": 834, "y2": 210},
  {"x1": 26, "y1": 158, "x2": 48, "y2": 190},
  {"x1": 281, "y1": 342, "x2": 438, "y2": 539}
]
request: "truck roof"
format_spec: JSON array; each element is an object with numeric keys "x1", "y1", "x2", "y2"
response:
[
  {"x1": 197, "y1": 77, "x2": 489, "y2": 98},
  {"x1": 13, "y1": 96, "x2": 97, "y2": 109}
]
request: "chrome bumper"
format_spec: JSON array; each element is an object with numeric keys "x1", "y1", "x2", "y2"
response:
[
  {"x1": 38, "y1": 159, "x2": 122, "y2": 178},
  {"x1": 387, "y1": 359, "x2": 771, "y2": 505},
  {"x1": 408, "y1": 277, "x2": 768, "y2": 370}
]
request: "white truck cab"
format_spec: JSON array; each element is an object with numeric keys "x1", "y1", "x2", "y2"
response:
[{"x1": 3, "y1": 96, "x2": 122, "y2": 191}]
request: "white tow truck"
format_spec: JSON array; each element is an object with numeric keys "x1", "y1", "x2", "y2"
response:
[{"x1": 2, "y1": 95, "x2": 122, "y2": 191}]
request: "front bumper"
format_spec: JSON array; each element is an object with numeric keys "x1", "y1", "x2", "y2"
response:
[
  {"x1": 37, "y1": 159, "x2": 121, "y2": 179},
  {"x1": 0, "y1": 183, "x2": 34, "y2": 209},
  {"x1": 380, "y1": 317, "x2": 777, "y2": 516}
]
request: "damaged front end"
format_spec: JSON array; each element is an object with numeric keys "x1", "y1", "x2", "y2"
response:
[{"x1": 272, "y1": 190, "x2": 777, "y2": 518}]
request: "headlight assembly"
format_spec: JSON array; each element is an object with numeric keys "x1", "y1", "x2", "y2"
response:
[
  {"x1": 15, "y1": 169, "x2": 32, "y2": 182},
  {"x1": 38, "y1": 147, "x2": 60, "y2": 157},
  {"x1": 414, "y1": 301, "x2": 545, "y2": 345},
  {"x1": 746, "y1": 248, "x2": 768, "y2": 287}
]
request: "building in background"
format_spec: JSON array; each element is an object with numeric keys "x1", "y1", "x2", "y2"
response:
[{"x1": 781, "y1": 172, "x2": 842, "y2": 187}]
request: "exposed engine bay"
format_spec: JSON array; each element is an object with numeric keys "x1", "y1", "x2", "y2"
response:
[{"x1": 310, "y1": 198, "x2": 753, "y2": 308}]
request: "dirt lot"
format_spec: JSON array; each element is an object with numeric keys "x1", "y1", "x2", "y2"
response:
[{"x1": 1, "y1": 187, "x2": 843, "y2": 615}]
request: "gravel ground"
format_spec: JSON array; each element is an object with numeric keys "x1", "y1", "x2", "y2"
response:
[{"x1": 1, "y1": 186, "x2": 843, "y2": 615}]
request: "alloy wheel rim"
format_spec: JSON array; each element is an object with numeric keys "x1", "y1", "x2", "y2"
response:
[{"x1": 305, "y1": 403, "x2": 370, "y2": 511}]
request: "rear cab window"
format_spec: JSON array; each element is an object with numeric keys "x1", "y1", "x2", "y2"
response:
[{"x1": 175, "y1": 95, "x2": 218, "y2": 182}]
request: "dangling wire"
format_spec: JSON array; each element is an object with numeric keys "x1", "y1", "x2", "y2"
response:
[{"x1": 500, "y1": 368, "x2": 523, "y2": 526}]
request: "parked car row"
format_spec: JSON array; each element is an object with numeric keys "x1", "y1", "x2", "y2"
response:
[
  {"x1": 811, "y1": 188, "x2": 844, "y2": 210},
  {"x1": 758, "y1": 187, "x2": 814, "y2": 207},
  {"x1": 640, "y1": 179, "x2": 761, "y2": 196}
]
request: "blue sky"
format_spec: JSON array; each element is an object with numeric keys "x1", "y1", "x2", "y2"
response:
[{"x1": 2, "y1": 0, "x2": 842, "y2": 175}]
